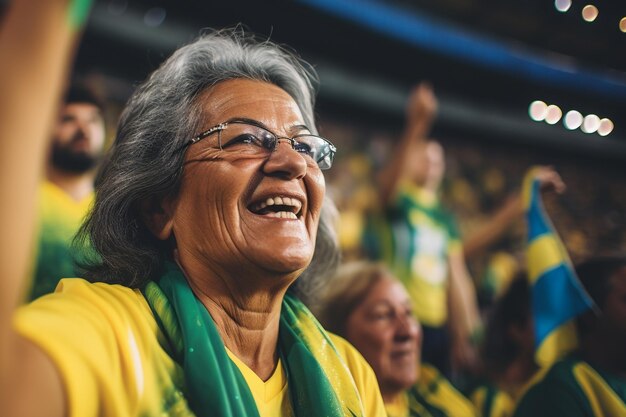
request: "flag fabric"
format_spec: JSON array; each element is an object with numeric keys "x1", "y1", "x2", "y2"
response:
[{"x1": 523, "y1": 168, "x2": 596, "y2": 367}]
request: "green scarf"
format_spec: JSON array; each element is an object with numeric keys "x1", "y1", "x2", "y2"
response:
[{"x1": 143, "y1": 262, "x2": 364, "y2": 417}]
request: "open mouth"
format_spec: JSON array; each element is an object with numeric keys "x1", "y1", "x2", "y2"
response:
[
  {"x1": 249, "y1": 196, "x2": 303, "y2": 219},
  {"x1": 390, "y1": 349, "x2": 416, "y2": 360}
]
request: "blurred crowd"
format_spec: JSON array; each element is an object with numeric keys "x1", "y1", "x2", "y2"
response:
[
  {"x1": 322, "y1": 113, "x2": 626, "y2": 298},
  {"x1": 2, "y1": 1, "x2": 626, "y2": 416}
]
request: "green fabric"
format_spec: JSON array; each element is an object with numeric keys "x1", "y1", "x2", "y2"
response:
[
  {"x1": 30, "y1": 184, "x2": 94, "y2": 300},
  {"x1": 143, "y1": 262, "x2": 362, "y2": 417},
  {"x1": 469, "y1": 383, "x2": 514, "y2": 417},
  {"x1": 513, "y1": 354, "x2": 626, "y2": 417},
  {"x1": 67, "y1": 0, "x2": 94, "y2": 28},
  {"x1": 407, "y1": 364, "x2": 477, "y2": 417},
  {"x1": 362, "y1": 183, "x2": 460, "y2": 327}
]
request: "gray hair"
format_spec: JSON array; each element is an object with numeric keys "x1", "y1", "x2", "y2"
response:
[{"x1": 76, "y1": 28, "x2": 340, "y2": 292}]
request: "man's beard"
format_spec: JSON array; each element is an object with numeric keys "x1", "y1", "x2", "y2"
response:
[{"x1": 51, "y1": 134, "x2": 101, "y2": 174}]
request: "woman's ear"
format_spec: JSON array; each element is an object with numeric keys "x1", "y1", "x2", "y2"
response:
[{"x1": 140, "y1": 195, "x2": 175, "y2": 240}]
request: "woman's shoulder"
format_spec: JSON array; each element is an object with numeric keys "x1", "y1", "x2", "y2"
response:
[
  {"x1": 17, "y1": 278, "x2": 155, "y2": 330},
  {"x1": 327, "y1": 333, "x2": 366, "y2": 367},
  {"x1": 327, "y1": 333, "x2": 387, "y2": 417}
]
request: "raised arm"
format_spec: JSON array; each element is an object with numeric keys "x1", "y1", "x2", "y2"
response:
[
  {"x1": 0, "y1": 0, "x2": 90, "y2": 415},
  {"x1": 447, "y1": 248, "x2": 481, "y2": 373},
  {"x1": 463, "y1": 166, "x2": 566, "y2": 259},
  {"x1": 377, "y1": 83, "x2": 438, "y2": 206}
]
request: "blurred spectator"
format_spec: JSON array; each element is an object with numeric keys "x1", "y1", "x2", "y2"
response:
[
  {"x1": 316, "y1": 261, "x2": 478, "y2": 417},
  {"x1": 361, "y1": 83, "x2": 566, "y2": 377},
  {"x1": 471, "y1": 275, "x2": 537, "y2": 417},
  {"x1": 363, "y1": 83, "x2": 481, "y2": 377},
  {"x1": 513, "y1": 256, "x2": 626, "y2": 417},
  {"x1": 29, "y1": 83, "x2": 106, "y2": 300}
]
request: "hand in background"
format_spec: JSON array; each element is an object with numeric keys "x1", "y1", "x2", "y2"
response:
[
  {"x1": 406, "y1": 82, "x2": 438, "y2": 129},
  {"x1": 532, "y1": 166, "x2": 566, "y2": 195}
]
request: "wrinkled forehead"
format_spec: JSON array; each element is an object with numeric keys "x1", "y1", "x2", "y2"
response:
[{"x1": 195, "y1": 79, "x2": 306, "y2": 132}]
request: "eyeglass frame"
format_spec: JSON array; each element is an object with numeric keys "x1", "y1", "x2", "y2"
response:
[{"x1": 174, "y1": 117, "x2": 337, "y2": 170}]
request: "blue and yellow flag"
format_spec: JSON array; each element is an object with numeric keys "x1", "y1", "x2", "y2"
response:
[{"x1": 523, "y1": 168, "x2": 595, "y2": 367}]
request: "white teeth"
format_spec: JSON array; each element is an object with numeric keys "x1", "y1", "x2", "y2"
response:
[
  {"x1": 266, "y1": 211, "x2": 298, "y2": 219},
  {"x1": 252, "y1": 195, "x2": 303, "y2": 215}
]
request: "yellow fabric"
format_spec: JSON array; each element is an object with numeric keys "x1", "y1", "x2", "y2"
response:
[
  {"x1": 15, "y1": 279, "x2": 182, "y2": 417},
  {"x1": 338, "y1": 209, "x2": 365, "y2": 251},
  {"x1": 328, "y1": 334, "x2": 387, "y2": 417},
  {"x1": 470, "y1": 385, "x2": 515, "y2": 417},
  {"x1": 574, "y1": 362, "x2": 626, "y2": 417},
  {"x1": 385, "y1": 392, "x2": 410, "y2": 417},
  {"x1": 225, "y1": 349, "x2": 291, "y2": 417},
  {"x1": 289, "y1": 303, "x2": 372, "y2": 417},
  {"x1": 39, "y1": 181, "x2": 93, "y2": 223},
  {"x1": 403, "y1": 182, "x2": 438, "y2": 208},
  {"x1": 417, "y1": 364, "x2": 478, "y2": 417},
  {"x1": 470, "y1": 388, "x2": 486, "y2": 414},
  {"x1": 30, "y1": 181, "x2": 93, "y2": 299},
  {"x1": 402, "y1": 183, "x2": 458, "y2": 327},
  {"x1": 490, "y1": 391, "x2": 514, "y2": 417},
  {"x1": 383, "y1": 364, "x2": 478, "y2": 417},
  {"x1": 14, "y1": 278, "x2": 384, "y2": 417},
  {"x1": 526, "y1": 234, "x2": 564, "y2": 285},
  {"x1": 536, "y1": 321, "x2": 579, "y2": 368}
]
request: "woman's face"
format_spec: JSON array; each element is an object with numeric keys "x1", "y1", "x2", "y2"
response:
[
  {"x1": 345, "y1": 277, "x2": 421, "y2": 394},
  {"x1": 167, "y1": 79, "x2": 325, "y2": 282}
]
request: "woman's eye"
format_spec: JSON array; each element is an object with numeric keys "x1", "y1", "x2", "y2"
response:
[
  {"x1": 293, "y1": 142, "x2": 313, "y2": 155},
  {"x1": 225, "y1": 133, "x2": 259, "y2": 147},
  {"x1": 370, "y1": 310, "x2": 393, "y2": 321}
]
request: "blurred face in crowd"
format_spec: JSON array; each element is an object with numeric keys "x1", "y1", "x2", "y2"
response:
[
  {"x1": 424, "y1": 141, "x2": 445, "y2": 188},
  {"x1": 165, "y1": 79, "x2": 325, "y2": 284},
  {"x1": 409, "y1": 140, "x2": 445, "y2": 189},
  {"x1": 345, "y1": 276, "x2": 421, "y2": 398},
  {"x1": 51, "y1": 102, "x2": 105, "y2": 173}
]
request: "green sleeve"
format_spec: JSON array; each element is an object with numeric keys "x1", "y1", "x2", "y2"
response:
[{"x1": 513, "y1": 380, "x2": 589, "y2": 417}]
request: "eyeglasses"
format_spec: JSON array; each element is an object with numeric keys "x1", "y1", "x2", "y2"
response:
[{"x1": 176, "y1": 118, "x2": 336, "y2": 170}]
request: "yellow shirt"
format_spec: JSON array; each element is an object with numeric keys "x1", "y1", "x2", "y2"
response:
[
  {"x1": 30, "y1": 181, "x2": 93, "y2": 299},
  {"x1": 14, "y1": 278, "x2": 385, "y2": 417},
  {"x1": 226, "y1": 349, "x2": 291, "y2": 416},
  {"x1": 368, "y1": 181, "x2": 461, "y2": 327}
]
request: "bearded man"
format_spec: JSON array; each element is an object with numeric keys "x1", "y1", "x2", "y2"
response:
[{"x1": 30, "y1": 84, "x2": 106, "y2": 299}]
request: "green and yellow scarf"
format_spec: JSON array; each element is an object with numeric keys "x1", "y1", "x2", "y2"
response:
[{"x1": 143, "y1": 262, "x2": 364, "y2": 417}]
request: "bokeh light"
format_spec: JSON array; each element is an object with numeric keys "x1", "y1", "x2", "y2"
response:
[
  {"x1": 620, "y1": 17, "x2": 626, "y2": 33},
  {"x1": 582, "y1": 114, "x2": 600, "y2": 133},
  {"x1": 555, "y1": 0, "x2": 572, "y2": 12},
  {"x1": 545, "y1": 104, "x2": 562, "y2": 125},
  {"x1": 597, "y1": 118, "x2": 614, "y2": 136},
  {"x1": 529, "y1": 100, "x2": 548, "y2": 121},
  {"x1": 582, "y1": 5, "x2": 599, "y2": 22},
  {"x1": 564, "y1": 110, "x2": 583, "y2": 130}
]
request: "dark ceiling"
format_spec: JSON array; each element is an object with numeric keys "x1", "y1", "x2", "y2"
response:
[{"x1": 3, "y1": 0, "x2": 625, "y2": 159}]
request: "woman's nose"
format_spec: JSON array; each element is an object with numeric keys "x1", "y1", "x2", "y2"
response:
[
  {"x1": 395, "y1": 314, "x2": 420, "y2": 340},
  {"x1": 262, "y1": 139, "x2": 308, "y2": 179}
]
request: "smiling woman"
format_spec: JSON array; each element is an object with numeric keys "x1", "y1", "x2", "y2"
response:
[
  {"x1": 315, "y1": 261, "x2": 479, "y2": 417},
  {"x1": 4, "y1": 27, "x2": 385, "y2": 417}
]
